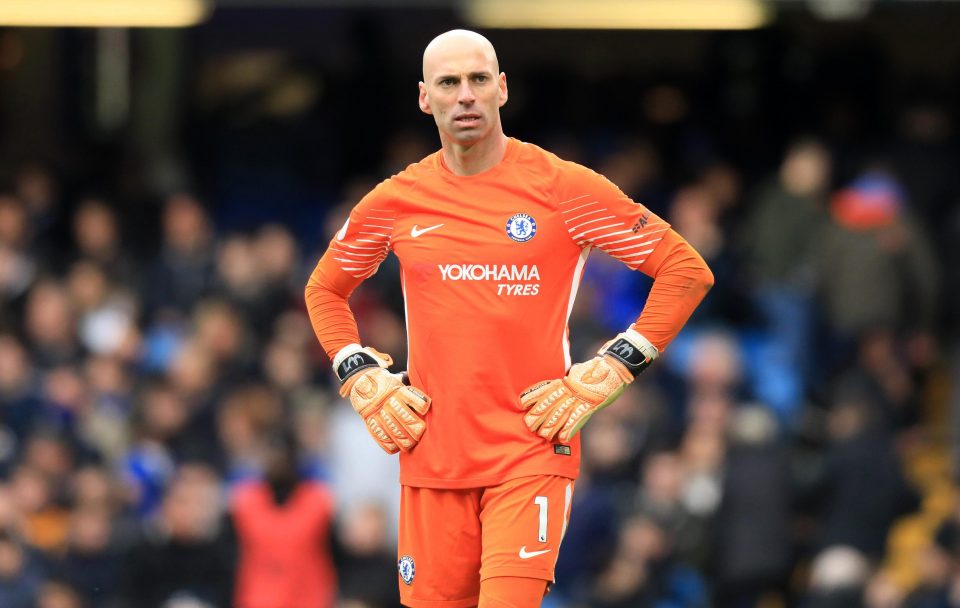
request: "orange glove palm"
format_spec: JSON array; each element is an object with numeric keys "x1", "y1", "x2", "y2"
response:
[
  {"x1": 335, "y1": 345, "x2": 431, "y2": 454},
  {"x1": 520, "y1": 330, "x2": 657, "y2": 443}
]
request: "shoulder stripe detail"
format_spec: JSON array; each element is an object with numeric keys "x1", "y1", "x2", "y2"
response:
[
  {"x1": 573, "y1": 226, "x2": 629, "y2": 243},
  {"x1": 560, "y1": 201, "x2": 601, "y2": 215},
  {"x1": 332, "y1": 205, "x2": 394, "y2": 277},
  {"x1": 330, "y1": 249, "x2": 379, "y2": 258},
  {"x1": 337, "y1": 243, "x2": 382, "y2": 250},
  {"x1": 613, "y1": 248, "x2": 656, "y2": 259},
  {"x1": 564, "y1": 209, "x2": 608, "y2": 224},
  {"x1": 605, "y1": 237, "x2": 663, "y2": 253},
  {"x1": 342, "y1": 261, "x2": 382, "y2": 272},
  {"x1": 597, "y1": 228, "x2": 668, "y2": 248},
  {"x1": 557, "y1": 194, "x2": 591, "y2": 206},
  {"x1": 566, "y1": 215, "x2": 616, "y2": 232},
  {"x1": 592, "y1": 226, "x2": 668, "y2": 247}
]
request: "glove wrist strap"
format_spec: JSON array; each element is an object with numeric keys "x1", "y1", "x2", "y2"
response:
[
  {"x1": 333, "y1": 344, "x2": 384, "y2": 385},
  {"x1": 600, "y1": 329, "x2": 658, "y2": 378}
]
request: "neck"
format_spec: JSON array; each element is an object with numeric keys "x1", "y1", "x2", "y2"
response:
[{"x1": 440, "y1": 131, "x2": 508, "y2": 176}]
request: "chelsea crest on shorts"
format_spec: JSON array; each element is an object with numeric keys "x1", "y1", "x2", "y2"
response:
[{"x1": 398, "y1": 555, "x2": 416, "y2": 585}]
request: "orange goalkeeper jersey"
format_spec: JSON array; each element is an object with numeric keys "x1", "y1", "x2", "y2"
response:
[{"x1": 312, "y1": 137, "x2": 678, "y2": 488}]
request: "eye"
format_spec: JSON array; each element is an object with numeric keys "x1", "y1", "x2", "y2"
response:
[
  {"x1": 474, "y1": 74, "x2": 488, "y2": 83},
  {"x1": 439, "y1": 78, "x2": 457, "y2": 87}
]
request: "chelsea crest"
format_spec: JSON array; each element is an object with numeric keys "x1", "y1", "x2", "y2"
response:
[
  {"x1": 506, "y1": 213, "x2": 537, "y2": 242},
  {"x1": 398, "y1": 555, "x2": 416, "y2": 585}
]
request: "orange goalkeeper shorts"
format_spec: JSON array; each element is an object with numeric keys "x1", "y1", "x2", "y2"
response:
[{"x1": 397, "y1": 475, "x2": 575, "y2": 608}]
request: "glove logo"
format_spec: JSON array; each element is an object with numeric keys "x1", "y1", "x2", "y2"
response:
[
  {"x1": 343, "y1": 354, "x2": 365, "y2": 372},
  {"x1": 398, "y1": 555, "x2": 416, "y2": 585},
  {"x1": 603, "y1": 336, "x2": 655, "y2": 376},
  {"x1": 506, "y1": 213, "x2": 537, "y2": 242}
]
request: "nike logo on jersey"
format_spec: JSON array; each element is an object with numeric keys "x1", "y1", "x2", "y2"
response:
[
  {"x1": 411, "y1": 224, "x2": 444, "y2": 238},
  {"x1": 518, "y1": 546, "x2": 551, "y2": 559}
]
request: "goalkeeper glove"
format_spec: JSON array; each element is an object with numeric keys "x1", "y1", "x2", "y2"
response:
[
  {"x1": 520, "y1": 329, "x2": 658, "y2": 443},
  {"x1": 333, "y1": 344, "x2": 431, "y2": 454}
]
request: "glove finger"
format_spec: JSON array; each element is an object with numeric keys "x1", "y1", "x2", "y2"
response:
[
  {"x1": 536, "y1": 394, "x2": 580, "y2": 441},
  {"x1": 385, "y1": 397, "x2": 427, "y2": 443},
  {"x1": 519, "y1": 379, "x2": 559, "y2": 410},
  {"x1": 397, "y1": 385, "x2": 431, "y2": 416},
  {"x1": 523, "y1": 386, "x2": 576, "y2": 436},
  {"x1": 363, "y1": 416, "x2": 400, "y2": 454},
  {"x1": 556, "y1": 402, "x2": 597, "y2": 443},
  {"x1": 556, "y1": 383, "x2": 628, "y2": 443},
  {"x1": 522, "y1": 389, "x2": 563, "y2": 431},
  {"x1": 375, "y1": 409, "x2": 418, "y2": 452}
]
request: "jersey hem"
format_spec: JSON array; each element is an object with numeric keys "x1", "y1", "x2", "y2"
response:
[{"x1": 399, "y1": 463, "x2": 579, "y2": 489}]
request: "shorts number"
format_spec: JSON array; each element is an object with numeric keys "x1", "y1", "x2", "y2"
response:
[{"x1": 534, "y1": 496, "x2": 548, "y2": 542}]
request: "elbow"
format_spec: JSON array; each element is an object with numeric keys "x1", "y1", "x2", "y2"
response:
[
  {"x1": 695, "y1": 262, "x2": 715, "y2": 298},
  {"x1": 701, "y1": 265, "x2": 715, "y2": 292},
  {"x1": 304, "y1": 280, "x2": 316, "y2": 306}
]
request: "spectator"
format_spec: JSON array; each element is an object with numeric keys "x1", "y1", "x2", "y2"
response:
[
  {"x1": 9, "y1": 462, "x2": 71, "y2": 555},
  {"x1": 740, "y1": 138, "x2": 830, "y2": 419},
  {"x1": 120, "y1": 381, "x2": 185, "y2": 517},
  {"x1": 36, "y1": 579, "x2": 87, "y2": 608},
  {"x1": 816, "y1": 169, "x2": 939, "y2": 376},
  {"x1": 0, "y1": 333, "x2": 43, "y2": 445},
  {"x1": 814, "y1": 394, "x2": 920, "y2": 558},
  {"x1": 901, "y1": 542, "x2": 953, "y2": 608},
  {"x1": 0, "y1": 527, "x2": 47, "y2": 608},
  {"x1": 24, "y1": 280, "x2": 82, "y2": 370},
  {"x1": 54, "y1": 505, "x2": 123, "y2": 607},
  {"x1": 712, "y1": 406, "x2": 792, "y2": 607},
  {"x1": 803, "y1": 545, "x2": 871, "y2": 608},
  {"x1": 231, "y1": 428, "x2": 337, "y2": 608},
  {"x1": 586, "y1": 513, "x2": 708, "y2": 608},
  {"x1": 0, "y1": 195, "x2": 38, "y2": 308},
  {"x1": 144, "y1": 194, "x2": 216, "y2": 321},
  {"x1": 70, "y1": 198, "x2": 139, "y2": 289},
  {"x1": 119, "y1": 464, "x2": 234, "y2": 608},
  {"x1": 335, "y1": 501, "x2": 401, "y2": 608}
]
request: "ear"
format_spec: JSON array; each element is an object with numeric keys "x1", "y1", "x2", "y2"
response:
[
  {"x1": 418, "y1": 81, "x2": 433, "y2": 115},
  {"x1": 498, "y1": 72, "x2": 508, "y2": 108}
]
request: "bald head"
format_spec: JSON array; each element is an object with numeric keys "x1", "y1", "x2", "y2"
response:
[
  {"x1": 422, "y1": 29, "x2": 499, "y2": 82},
  {"x1": 418, "y1": 29, "x2": 508, "y2": 160}
]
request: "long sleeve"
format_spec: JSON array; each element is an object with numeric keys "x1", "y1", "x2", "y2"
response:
[
  {"x1": 304, "y1": 251, "x2": 366, "y2": 360},
  {"x1": 632, "y1": 229, "x2": 714, "y2": 352}
]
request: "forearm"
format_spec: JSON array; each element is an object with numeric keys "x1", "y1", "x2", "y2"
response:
[
  {"x1": 633, "y1": 229, "x2": 714, "y2": 351},
  {"x1": 304, "y1": 252, "x2": 364, "y2": 360}
]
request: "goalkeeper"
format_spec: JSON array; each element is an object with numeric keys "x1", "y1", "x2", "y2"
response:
[{"x1": 305, "y1": 29, "x2": 712, "y2": 608}]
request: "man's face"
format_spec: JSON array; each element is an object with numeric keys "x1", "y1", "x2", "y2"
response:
[{"x1": 419, "y1": 42, "x2": 508, "y2": 146}]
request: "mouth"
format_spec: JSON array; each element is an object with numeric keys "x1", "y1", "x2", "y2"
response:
[{"x1": 454, "y1": 113, "x2": 482, "y2": 126}]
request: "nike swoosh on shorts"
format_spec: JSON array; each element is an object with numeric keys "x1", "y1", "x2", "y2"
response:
[{"x1": 518, "y1": 546, "x2": 551, "y2": 559}]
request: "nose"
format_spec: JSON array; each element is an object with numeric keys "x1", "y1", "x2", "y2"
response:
[{"x1": 457, "y1": 80, "x2": 475, "y2": 104}]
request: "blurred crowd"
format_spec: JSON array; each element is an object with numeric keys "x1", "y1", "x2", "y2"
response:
[{"x1": 1, "y1": 61, "x2": 960, "y2": 608}]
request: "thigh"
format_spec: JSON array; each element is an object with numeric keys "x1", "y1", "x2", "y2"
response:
[
  {"x1": 478, "y1": 475, "x2": 574, "y2": 583},
  {"x1": 398, "y1": 485, "x2": 484, "y2": 608},
  {"x1": 478, "y1": 576, "x2": 549, "y2": 608}
]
